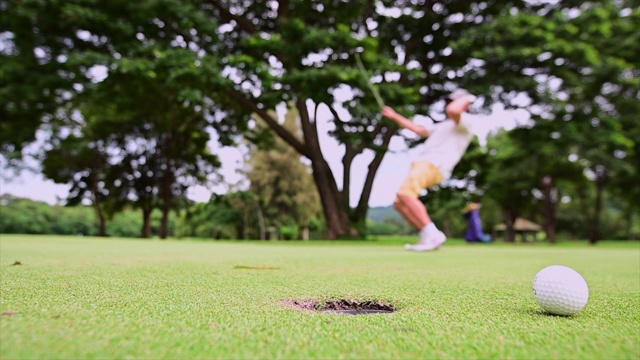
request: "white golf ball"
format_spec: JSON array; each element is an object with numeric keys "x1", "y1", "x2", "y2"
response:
[{"x1": 532, "y1": 265, "x2": 589, "y2": 316}]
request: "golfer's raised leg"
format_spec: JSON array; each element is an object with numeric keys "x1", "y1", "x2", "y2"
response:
[{"x1": 395, "y1": 162, "x2": 447, "y2": 251}]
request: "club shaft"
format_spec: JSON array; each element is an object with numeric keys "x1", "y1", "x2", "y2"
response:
[{"x1": 355, "y1": 54, "x2": 385, "y2": 108}]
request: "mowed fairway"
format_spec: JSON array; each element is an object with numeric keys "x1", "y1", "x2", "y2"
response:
[{"x1": 1, "y1": 235, "x2": 639, "y2": 359}]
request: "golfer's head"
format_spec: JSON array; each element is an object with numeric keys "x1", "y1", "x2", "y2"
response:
[
  {"x1": 445, "y1": 88, "x2": 478, "y2": 120},
  {"x1": 446, "y1": 88, "x2": 477, "y2": 113}
]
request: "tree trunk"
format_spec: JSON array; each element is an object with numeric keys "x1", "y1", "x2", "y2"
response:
[
  {"x1": 141, "y1": 208, "x2": 152, "y2": 238},
  {"x1": 589, "y1": 175, "x2": 605, "y2": 244},
  {"x1": 541, "y1": 176, "x2": 557, "y2": 243},
  {"x1": 94, "y1": 202, "x2": 107, "y2": 237},
  {"x1": 623, "y1": 205, "x2": 634, "y2": 240},
  {"x1": 235, "y1": 223, "x2": 243, "y2": 240},
  {"x1": 300, "y1": 101, "x2": 394, "y2": 240},
  {"x1": 230, "y1": 94, "x2": 394, "y2": 240},
  {"x1": 302, "y1": 130, "x2": 349, "y2": 239},
  {"x1": 503, "y1": 209, "x2": 517, "y2": 242},
  {"x1": 310, "y1": 159, "x2": 350, "y2": 239},
  {"x1": 256, "y1": 202, "x2": 266, "y2": 240},
  {"x1": 243, "y1": 208, "x2": 249, "y2": 240},
  {"x1": 295, "y1": 100, "x2": 349, "y2": 240},
  {"x1": 352, "y1": 125, "x2": 396, "y2": 238},
  {"x1": 575, "y1": 185, "x2": 592, "y2": 240},
  {"x1": 589, "y1": 166, "x2": 608, "y2": 244},
  {"x1": 160, "y1": 206, "x2": 169, "y2": 239},
  {"x1": 158, "y1": 163, "x2": 174, "y2": 240},
  {"x1": 90, "y1": 162, "x2": 107, "y2": 237}
]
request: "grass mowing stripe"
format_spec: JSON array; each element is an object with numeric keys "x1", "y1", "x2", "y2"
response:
[{"x1": 1, "y1": 235, "x2": 638, "y2": 359}]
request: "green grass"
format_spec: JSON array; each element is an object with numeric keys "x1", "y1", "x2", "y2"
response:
[{"x1": 1, "y1": 235, "x2": 639, "y2": 359}]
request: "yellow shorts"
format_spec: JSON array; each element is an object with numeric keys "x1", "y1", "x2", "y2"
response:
[{"x1": 396, "y1": 161, "x2": 444, "y2": 199}]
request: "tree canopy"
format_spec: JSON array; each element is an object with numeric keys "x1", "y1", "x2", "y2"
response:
[{"x1": 1, "y1": 0, "x2": 638, "y2": 240}]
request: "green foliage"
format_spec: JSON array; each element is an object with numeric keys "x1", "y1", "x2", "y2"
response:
[
  {"x1": 0, "y1": 196, "x2": 71, "y2": 235},
  {"x1": 247, "y1": 107, "x2": 322, "y2": 238},
  {"x1": 175, "y1": 192, "x2": 260, "y2": 240},
  {"x1": 1, "y1": 192, "x2": 636, "y2": 240},
  {"x1": 2, "y1": 1, "x2": 638, "y2": 241},
  {"x1": 0, "y1": 194, "x2": 177, "y2": 238},
  {"x1": 106, "y1": 210, "x2": 144, "y2": 238},
  {"x1": 0, "y1": 195, "x2": 100, "y2": 236},
  {"x1": 366, "y1": 208, "x2": 416, "y2": 237},
  {"x1": 448, "y1": 1, "x2": 639, "y2": 241},
  {"x1": 420, "y1": 185, "x2": 473, "y2": 239},
  {"x1": 279, "y1": 225, "x2": 299, "y2": 240},
  {"x1": 3, "y1": 0, "x2": 231, "y2": 238},
  {"x1": 366, "y1": 218, "x2": 400, "y2": 236}
]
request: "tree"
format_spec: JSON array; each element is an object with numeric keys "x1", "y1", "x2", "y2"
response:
[
  {"x1": 454, "y1": 1, "x2": 639, "y2": 242},
  {"x1": 191, "y1": 0, "x2": 565, "y2": 239},
  {"x1": 74, "y1": 6, "x2": 228, "y2": 238},
  {"x1": 4, "y1": 0, "x2": 230, "y2": 238},
  {"x1": 41, "y1": 135, "x2": 110, "y2": 236},
  {"x1": 247, "y1": 106, "x2": 322, "y2": 240},
  {"x1": 5, "y1": 0, "x2": 637, "y2": 241},
  {"x1": 0, "y1": 194, "x2": 101, "y2": 236},
  {"x1": 199, "y1": 1, "x2": 402, "y2": 239},
  {"x1": 177, "y1": 191, "x2": 259, "y2": 240},
  {"x1": 0, "y1": 0, "x2": 80, "y2": 160},
  {"x1": 551, "y1": 4, "x2": 638, "y2": 243}
]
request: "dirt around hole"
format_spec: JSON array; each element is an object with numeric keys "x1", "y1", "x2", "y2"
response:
[{"x1": 282, "y1": 298, "x2": 395, "y2": 314}]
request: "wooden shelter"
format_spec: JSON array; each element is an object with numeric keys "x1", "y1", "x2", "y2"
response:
[{"x1": 493, "y1": 218, "x2": 543, "y2": 242}]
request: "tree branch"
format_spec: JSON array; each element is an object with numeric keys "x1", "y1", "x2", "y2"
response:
[
  {"x1": 325, "y1": 103, "x2": 347, "y2": 127},
  {"x1": 328, "y1": 102, "x2": 384, "y2": 155},
  {"x1": 354, "y1": 123, "x2": 385, "y2": 154},
  {"x1": 222, "y1": 88, "x2": 308, "y2": 156},
  {"x1": 361, "y1": 0, "x2": 375, "y2": 37},
  {"x1": 296, "y1": 98, "x2": 322, "y2": 157},
  {"x1": 278, "y1": 0, "x2": 289, "y2": 20},
  {"x1": 207, "y1": 0, "x2": 257, "y2": 34},
  {"x1": 356, "y1": 126, "x2": 395, "y2": 218}
]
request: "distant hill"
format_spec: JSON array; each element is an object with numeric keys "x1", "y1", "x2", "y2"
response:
[{"x1": 367, "y1": 206, "x2": 403, "y2": 223}]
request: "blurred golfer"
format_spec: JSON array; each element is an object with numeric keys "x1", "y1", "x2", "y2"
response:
[{"x1": 381, "y1": 89, "x2": 480, "y2": 251}]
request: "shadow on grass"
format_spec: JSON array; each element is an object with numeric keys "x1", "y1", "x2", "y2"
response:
[{"x1": 518, "y1": 307, "x2": 581, "y2": 319}]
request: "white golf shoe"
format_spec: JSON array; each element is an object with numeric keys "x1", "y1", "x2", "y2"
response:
[{"x1": 405, "y1": 230, "x2": 447, "y2": 252}]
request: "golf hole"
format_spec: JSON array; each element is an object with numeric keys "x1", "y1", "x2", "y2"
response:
[{"x1": 283, "y1": 299, "x2": 395, "y2": 315}]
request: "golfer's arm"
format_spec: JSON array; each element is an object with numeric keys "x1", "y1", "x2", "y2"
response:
[
  {"x1": 446, "y1": 95, "x2": 476, "y2": 124},
  {"x1": 388, "y1": 114, "x2": 430, "y2": 138}
]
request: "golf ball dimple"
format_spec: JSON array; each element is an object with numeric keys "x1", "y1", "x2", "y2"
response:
[{"x1": 533, "y1": 265, "x2": 589, "y2": 316}]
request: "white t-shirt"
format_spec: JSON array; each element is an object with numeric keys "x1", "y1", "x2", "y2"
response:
[
  {"x1": 412, "y1": 112, "x2": 481, "y2": 180},
  {"x1": 410, "y1": 108, "x2": 530, "y2": 179}
]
